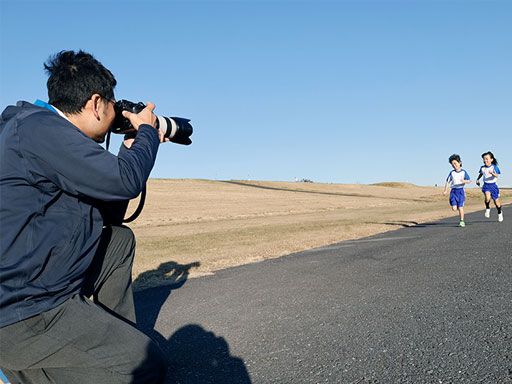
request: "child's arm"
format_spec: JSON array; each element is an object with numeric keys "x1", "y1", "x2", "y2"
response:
[
  {"x1": 475, "y1": 173, "x2": 482, "y2": 186},
  {"x1": 464, "y1": 170, "x2": 471, "y2": 184},
  {"x1": 443, "y1": 181, "x2": 450, "y2": 195},
  {"x1": 443, "y1": 172, "x2": 452, "y2": 195}
]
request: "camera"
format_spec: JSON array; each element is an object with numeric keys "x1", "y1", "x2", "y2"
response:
[{"x1": 111, "y1": 99, "x2": 193, "y2": 145}]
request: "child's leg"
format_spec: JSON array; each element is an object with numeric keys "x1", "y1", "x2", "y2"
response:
[
  {"x1": 489, "y1": 183, "x2": 503, "y2": 221},
  {"x1": 484, "y1": 191, "x2": 491, "y2": 207},
  {"x1": 494, "y1": 198, "x2": 503, "y2": 222},
  {"x1": 457, "y1": 206, "x2": 465, "y2": 227},
  {"x1": 484, "y1": 191, "x2": 491, "y2": 218},
  {"x1": 459, "y1": 207, "x2": 465, "y2": 221}
]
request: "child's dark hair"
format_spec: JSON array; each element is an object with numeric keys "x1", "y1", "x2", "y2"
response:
[
  {"x1": 44, "y1": 50, "x2": 116, "y2": 114},
  {"x1": 448, "y1": 154, "x2": 462, "y2": 165},
  {"x1": 481, "y1": 151, "x2": 498, "y2": 165}
]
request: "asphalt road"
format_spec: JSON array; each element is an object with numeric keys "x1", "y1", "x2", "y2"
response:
[{"x1": 134, "y1": 208, "x2": 512, "y2": 384}]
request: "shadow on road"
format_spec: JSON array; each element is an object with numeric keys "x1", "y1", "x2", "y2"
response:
[
  {"x1": 380, "y1": 221, "x2": 420, "y2": 227},
  {"x1": 380, "y1": 220, "x2": 491, "y2": 228},
  {"x1": 165, "y1": 324, "x2": 251, "y2": 383},
  {"x1": 134, "y1": 261, "x2": 200, "y2": 330},
  {"x1": 133, "y1": 261, "x2": 251, "y2": 384}
]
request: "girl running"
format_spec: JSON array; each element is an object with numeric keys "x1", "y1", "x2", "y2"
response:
[{"x1": 476, "y1": 151, "x2": 503, "y2": 222}]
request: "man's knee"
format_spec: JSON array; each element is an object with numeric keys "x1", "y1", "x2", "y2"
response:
[
  {"x1": 113, "y1": 225, "x2": 136, "y2": 248},
  {"x1": 109, "y1": 225, "x2": 136, "y2": 264}
]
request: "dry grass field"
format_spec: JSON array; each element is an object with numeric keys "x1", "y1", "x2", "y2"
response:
[{"x1": 129, "y1": 179, "x2": 511, "y2": 290}]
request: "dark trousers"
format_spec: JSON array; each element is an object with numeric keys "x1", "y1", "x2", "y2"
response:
[{"x1": 0, "y1": 226, "x2": 167, "y2": 384}]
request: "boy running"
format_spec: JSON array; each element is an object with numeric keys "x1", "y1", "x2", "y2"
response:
[{"x1": 443, "y1": 154, "x2": 471, "y2": 227}]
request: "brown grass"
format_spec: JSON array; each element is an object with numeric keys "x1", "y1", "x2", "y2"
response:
[{"x1": 128, "y1": 179, "x2": 510, "y2": 289}]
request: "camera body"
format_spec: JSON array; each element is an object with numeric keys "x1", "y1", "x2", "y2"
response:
[{"x1": 111, "y1": 100, "x2": 193, "y2": 145}]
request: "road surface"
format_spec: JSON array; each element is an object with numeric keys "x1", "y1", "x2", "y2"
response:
[{"x1": 134, "y1": 209, "x2": 511, "y2": 383}]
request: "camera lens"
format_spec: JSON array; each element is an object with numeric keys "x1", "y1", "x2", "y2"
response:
[{"x1": 156, "y1": 116, "x2": 193, "y2": 145}]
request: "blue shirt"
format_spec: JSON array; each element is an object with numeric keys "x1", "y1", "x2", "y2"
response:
[{"x1": 0, "y1": 101, "x2": 160, "y2": 327}]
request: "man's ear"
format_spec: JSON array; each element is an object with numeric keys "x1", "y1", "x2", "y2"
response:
[{"x1": 90, "y1": 94, "x2": 102, "y2": 120}]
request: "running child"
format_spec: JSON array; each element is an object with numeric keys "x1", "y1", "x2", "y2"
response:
[
  {"x1": 476, "y1": 151, "x2": 503, "y2": 222},
  {"x1": 443, "y1": 154, "x2": 471, "y2": 227}
]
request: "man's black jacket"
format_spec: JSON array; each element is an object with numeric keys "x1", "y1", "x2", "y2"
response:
[{"x1": 0, "y1": 101, "x2": 159, "y2": 327}]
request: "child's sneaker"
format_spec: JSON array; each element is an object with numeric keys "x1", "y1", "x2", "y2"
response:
[
  {"x1": 459, "y1": 221, "x2": 466, "y2": 227},
  {"x1": 498, "y1": 212, "x2": 503, "y2": 222},
  {"x1": 485, "y1": 209, "x2": 491, "y2": 218}
]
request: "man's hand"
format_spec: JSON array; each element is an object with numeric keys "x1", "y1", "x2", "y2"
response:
[
  {"x1": 476, "y1": 180, "x2": 481, "y2": 187},
  {"x1": 121, "y1": 102, "x2": 166, "y2": 146},
  {"x1": 122, "y1": 102, "x2": 157, "y2": 130}
]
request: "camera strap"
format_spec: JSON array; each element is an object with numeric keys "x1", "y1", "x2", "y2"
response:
[
  {"x1": 105, "y1": 130, "x2": 111, "y2": 151},
  {"x1": 122, "y1": 186, "x2": 146, "y2": 223},
  {"x1": 104, "y1": 130, "x2": 146, "y2": 223}
]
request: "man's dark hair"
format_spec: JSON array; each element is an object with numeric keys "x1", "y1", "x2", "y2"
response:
[
  {"x1": 481, "y1": 151, "x2": 498, "y2": 165},
  {"x1": 448, "y1": 154, "x2": 461, "y2": 165},
  {"x1": 44, "y1": 50, "x2": 117, "y2": 114}
]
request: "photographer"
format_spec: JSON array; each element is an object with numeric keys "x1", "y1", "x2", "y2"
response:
[{"x1": 0, "y1": 51, "x2": 168, "y2": 383}]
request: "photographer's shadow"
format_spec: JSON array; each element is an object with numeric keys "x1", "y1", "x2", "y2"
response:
[
  {"x1": 133, "y1": 262, "x2": 251, "y2": 383},
  {"x1": 134, "y1": 260, "x2": 199, "y2": 331},
  {"x1": 165, "y1": 324, "x2": 251, "y2": 384}
]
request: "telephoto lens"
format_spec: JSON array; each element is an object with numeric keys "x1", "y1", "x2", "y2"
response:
[{"x1": 112, "y1": 99, "x2": 193, "y2": 145}]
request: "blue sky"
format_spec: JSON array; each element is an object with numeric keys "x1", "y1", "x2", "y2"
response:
[{"x1": 1, "y1": 0, "x2": 511, "y2": 186}]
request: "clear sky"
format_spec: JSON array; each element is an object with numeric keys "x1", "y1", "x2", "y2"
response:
[{"x1": 1, "y1": 0, "x2": 511, "y2": 186}]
